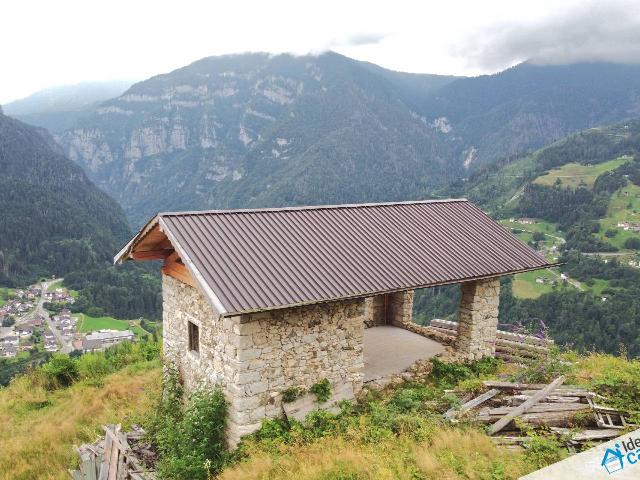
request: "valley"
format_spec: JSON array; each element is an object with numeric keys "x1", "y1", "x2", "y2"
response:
[{"x1": 4, "y1": 50, "x2": 640, "y2": 480}]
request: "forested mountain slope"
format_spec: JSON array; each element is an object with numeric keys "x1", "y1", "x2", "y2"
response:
[
  {"x1": 420, "y1": 62, "x2": 640, "y2": 165},
  {"x1": 0, "y1": 112, "x2": 160, "y2": 319},
  {"x1": 443, "y1": 120, "x2": 640, "y2": 355},
  {"x1": 0, "y1": 112, "x2": 130, "y2": 282}
]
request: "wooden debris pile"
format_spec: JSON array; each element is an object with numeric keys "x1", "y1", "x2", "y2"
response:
[
  {"x1": 445, "y1": 376, "x2": 637, "y2": 449},
  {"x1": 428, "y1": 319, "x2": 553, "y2": 361},
  {"x1": 70, "y1": 424, "x2": 156, "y2": 480}
]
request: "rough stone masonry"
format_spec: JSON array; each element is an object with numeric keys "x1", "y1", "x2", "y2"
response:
[
  {"x1": 455, "y1": 278, "x2": 501, "y2": 359},
  {"x1": 162, "y1": 273, "x2": 500, "y2": 446},
  {"x1": 162, "y1": 274, "x2": 364, "y2": 446}
]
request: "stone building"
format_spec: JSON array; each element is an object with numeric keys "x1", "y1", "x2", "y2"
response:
[{"x1": 115, "y1": 200, "x2": 551, "y2": 445}]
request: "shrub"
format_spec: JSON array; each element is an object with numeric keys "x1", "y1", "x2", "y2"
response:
[
  {"x1": 310, "y1": 378, "x2": 332, "y2": 403},
  {"x1": 517, "y1": 347, "x2": 571, "y2": 384},
  {"x1": 148, "y1": 366, "x2": 229, "y2": 480},
  {"x1": 282, "y1": 386, "x2": 304, "y2": 403},
  {"x1": 41, "y1": 354, "x2": 79, "y2": 389},
  {"x1": 77, "y1": 353, "x2": 111, "y2": 381},
  {"x1": 1, "y1": 316, "x2": 15, "y2": 327},
  {"x1": 430, "y1": 357, "x2": 501, "y2": 388},
  {"x1": 523, "y1": 431, "x2": 567, "y2": 470},
  {"x1": 624, "y1": 237, "x2": 640, "y2": 249}
]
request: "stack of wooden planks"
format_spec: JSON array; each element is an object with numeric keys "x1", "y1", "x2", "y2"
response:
[
  {"x1": 444, "y1": 377, "x2": 636, "y2": 448},
  {"x1": 428, "y1": 319, "x2": 553, "y2": 361},
  {"x1": 70, "y1": 424, "x2": 155, "y2": 480}
]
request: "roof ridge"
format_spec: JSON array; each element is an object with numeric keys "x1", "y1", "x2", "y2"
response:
[{"x1": 158, "y1": 198, "x2": 468, "y2": 217}]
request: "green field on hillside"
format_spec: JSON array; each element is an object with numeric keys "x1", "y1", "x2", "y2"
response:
[
  {"x1": 500, "y1": 219, "x2": 564, "y2": 261},
  {"x1": 0, "y1": 288, "x2": 15, "y2": 307},
  {"x1": 512, "y1": 269, "x2": 556, "y2": 299},
  {"x1": 597, "y1": 183, "x2": 640, "y2": 249},
  {"x1": 77, "y1": 313, "x2": 130, "y2": 332},
  {"x1": 533, "y1": 155, "x2": 632, "y2": 189}
]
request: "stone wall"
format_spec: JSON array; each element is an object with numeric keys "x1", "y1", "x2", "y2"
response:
[
  {"x1": 228, "y1": 300, "x2": 365, "y2": 444},
  {"x1": 363, "y1": 295, "x2": 386, "y2": 327},
  {"x1": 162, "y1": 273, "x2": 365, "y2": 446},
  {"x1": 363, "y1": 291, "x2": 414, "y2": 328},
  {"x1": 455, "y1": 278, "x2": 500, "y2": 359},
  {"x1": 162, "y1": 274, "x2": 237, "y2": 391},
  {"x1": 388, "y1": 290, "x2": 415, "y2": 327}
]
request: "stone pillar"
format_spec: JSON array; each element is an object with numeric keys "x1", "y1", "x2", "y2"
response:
[
  {"x1": 388, "y1": 290, "x2": 414, "y2": 327},
  {"x1": 455, "y1": 278, "x2": 500, "y2": 359}
]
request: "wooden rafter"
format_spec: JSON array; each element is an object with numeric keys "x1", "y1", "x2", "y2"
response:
[
  {"x1": 162, "y1": 261, "x2": 197, "y2": 289},
  {"x1": 131, "y1": 249, "x2": 172, "y2": 261}
]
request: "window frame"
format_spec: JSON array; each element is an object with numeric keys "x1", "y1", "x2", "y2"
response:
[{"x1": 188, "y1": 321, "x2": 200, "y2": 353}]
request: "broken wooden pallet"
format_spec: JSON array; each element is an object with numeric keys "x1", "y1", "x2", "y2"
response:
[{"x1": 70, "y1": 425, "x2": 155, "y2": 480}]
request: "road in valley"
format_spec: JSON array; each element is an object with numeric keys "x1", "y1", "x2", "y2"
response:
[{"x1": 22, "y1": 278, "x2": 73, "y2": 354}]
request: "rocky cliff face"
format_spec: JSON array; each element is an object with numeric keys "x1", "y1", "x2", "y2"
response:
[
  {"x1": 58, "y1": 55, "x2": 640, "y2": 227},
  {"x1": 58, "y1": 52, "x2": 461, "y2": 226}
]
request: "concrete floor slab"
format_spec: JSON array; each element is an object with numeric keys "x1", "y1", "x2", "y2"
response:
[{"x1": 364, "y1": 325, "x2": 446, "y2": 382}]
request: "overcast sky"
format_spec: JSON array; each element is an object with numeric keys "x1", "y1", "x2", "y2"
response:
[{"x1": 2, "y1": 0, "x2": 640, "y2": 104}]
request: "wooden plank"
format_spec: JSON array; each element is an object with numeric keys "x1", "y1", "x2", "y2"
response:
[
  {"x1": 445, "y1": 388, "x2": 500, "y2": 420},
  {"x1": 508, "y1": 394, "x2": 582, "y2": 405},
  {"x1": 131, "y1": 250, "x2": 171, "y2": 261},
  {"x1": 549, "y1": 427, "x2": 622, "y2": 442},
  {"x1": 520, "y1": 388, "x2": 594, "y2": 398},
  {"x1": 484, "y1": 381, "x2": 587, "y2": 393},
  {"x1": 107, "y1": 425, "x2": 121, "y2": 480},
  {"x1": 486, "y1": 402, "x2": 587, "y2": 416},
  {"x1": 430, "y1": 319, "x2": 552, "y2": 346},
  {"x1": 98, "y1": 430, "x2": 113, "y2": 480},
  {"x1": 477, "y1": 409, "x2": 591, "y2": 427},
  {"x1": 161, "y1": 262, "x2": 197, "y2": 288},
  {"x1": 488, "y1": 375, "x2": 566, "y2": 435}
]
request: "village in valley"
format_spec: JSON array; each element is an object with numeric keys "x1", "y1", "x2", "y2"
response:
[{"x1": 0, "y1": 279, "x2": 138, "y2": 360}]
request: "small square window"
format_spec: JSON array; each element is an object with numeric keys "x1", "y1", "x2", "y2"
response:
[{"x1": 188, "y1": 321, "x2": 199, "y2": 353}]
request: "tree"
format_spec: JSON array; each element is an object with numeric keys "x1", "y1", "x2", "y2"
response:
[
  {"x1": 624, "y1": 237, "x2": 640, "y2": 250},
  {"x1": 1, "y1": 316, "x2": 15, "y2": 327}
]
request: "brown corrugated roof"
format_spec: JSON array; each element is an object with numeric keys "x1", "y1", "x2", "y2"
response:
[{"x1": 116, "y1": 200, "x2": 554, "y2": 315}]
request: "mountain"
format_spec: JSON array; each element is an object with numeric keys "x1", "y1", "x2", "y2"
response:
[
  {"x1": 0, "y1": 111, "x2": 161, "y2": 321},
  {"x1": 0, "y1": 111, "x2": 131, "y2": 283},
  {"x1": 58, "y1": 52, "x2": 461, "y2": 226},
  {"x1": 3, "y1": 80, "x2": 132, "y2": 132},
  {"x1": 419, "y1": 62, "x2": 640, "y2": 166},
  {"x1": 443, "y1": 120, "x2": 640, "y2": 355},
  {"x1": 57, "y1": 55, "x2": 640, "y2": 227}
]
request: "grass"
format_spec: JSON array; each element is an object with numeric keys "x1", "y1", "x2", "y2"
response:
[
  {"x1": 597, "y1": 182, "x2": 640, "y2": 250},
  {"x1": 222, "y1": 430, "x2": 527, "y2": 480},
  {"x1": 512, "y1": 270, "x2": 556, "y2": 299},
  {"x1": 46, "y1": 281, "x2": 79, "y2": 298},
  {"x1": 0, "y1": 361, "x2": 161, "y2": 480},
  {"x1": 0, "y1": 288, "x2": 15, "y2": 307},
  {"x1": 77, "y1": 313, "x2": 130, "y2": 333},
  {"x1": 533, "y1": 156, "x2": 633, "y2": 189},
  {"x1": 2, "y1": 346, "x2": 640, "y2": 480}
]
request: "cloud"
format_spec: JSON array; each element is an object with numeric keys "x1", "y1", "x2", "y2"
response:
[
  {"x1": 453, "y1": 0, "x2": 640, "y2": 71},
  {"x1": 344, "y1": 32, "x2": 388, "y2": 47}
]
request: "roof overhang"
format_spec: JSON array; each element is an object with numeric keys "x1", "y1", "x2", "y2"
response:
[{"x1": 114, "y1": 200, "x2": 559, "y2": 317}]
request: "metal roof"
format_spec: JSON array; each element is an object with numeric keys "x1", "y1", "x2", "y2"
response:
[{"x1": 117, "y1": 199, "x2": 554, "y2": 316}]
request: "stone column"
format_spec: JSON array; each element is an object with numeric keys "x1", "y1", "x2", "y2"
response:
[
  {"x1": 388, "y1": 290, "x2": 414, "y2": 327},
  {"x1": 455, "y1": 278, "x2": 500, "y2": 359}
]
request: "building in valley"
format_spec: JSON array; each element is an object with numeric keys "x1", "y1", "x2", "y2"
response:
[
  {"x1": 81, "y1": 330, "x2": 135, "y2": 352},
  {"x1": 115, "y1": 199, "x2": 553, "y2": 446}
]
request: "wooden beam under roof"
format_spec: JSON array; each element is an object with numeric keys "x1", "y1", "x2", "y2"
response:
[
  {"x1": 162, "y1": 256, "x2": 196, "y2": 288},
  {"x1": 131, "y1": 249, "x2": 173, "y2": 261}
]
